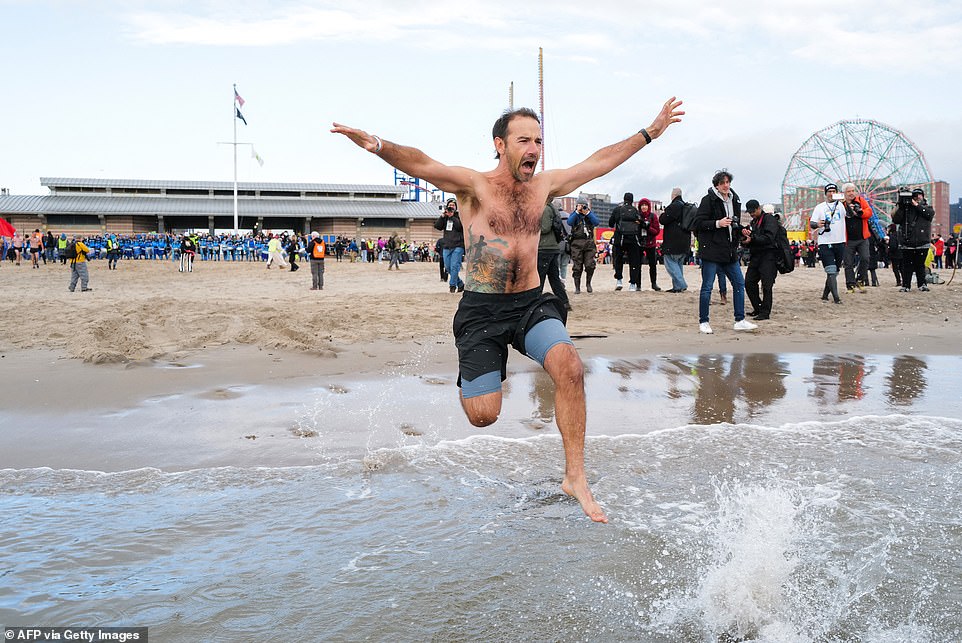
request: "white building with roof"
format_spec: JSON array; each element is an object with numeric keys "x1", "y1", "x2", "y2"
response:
[{"x1": 0, "y1": 177, "x2": 445, "y2": 242}]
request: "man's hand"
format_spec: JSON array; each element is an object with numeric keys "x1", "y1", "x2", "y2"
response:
[
  {"x1": 646, "y1": 97, "x2": 685, "y2": 140},
  {"x1": 331, "y1": 122, "x2": 378, "y2": 153}
]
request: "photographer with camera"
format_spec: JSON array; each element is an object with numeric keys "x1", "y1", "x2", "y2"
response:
[
  {"x1": 841, "y1": 182, "x2": 873, "y2": 293},
  {"x1": 892, "y1": 187, "x2": 934, "y2": 292},
  {"x1": 609, "y1": 192, "x2": 643, "y2": 291},
  {"x1": 809, "y1": 183, "x2": 846, "y2": 304},
  {"x1": 434, "y1": 197, "x2": 465, "y2": 293},
  {"x1": 741, "y1": 200, "x2": 779, "y2": 320},
  {"x1": 693, "y1": 170, "x2": 756, "y2": 334},
  {"x1": 567, "y1": 197, "x2": 599, "y2": 294}
]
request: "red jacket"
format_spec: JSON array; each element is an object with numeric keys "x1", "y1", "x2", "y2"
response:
[
  {"x1": 637, "y1": 198, "x2": 661, "y2": 248},
  {"x1": 849, "y1": 195, "x2": 872, "y2": 241}
]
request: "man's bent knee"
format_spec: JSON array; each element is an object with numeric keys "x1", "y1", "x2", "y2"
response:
[
  {"x1": 460, "y1": 390, "x2": 502, "y2": 427},
  {"x1": 460, "y1": 371, "x2": 502, "y2": 426}
]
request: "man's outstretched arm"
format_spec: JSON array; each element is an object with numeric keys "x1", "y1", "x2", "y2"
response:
[
  {"x1": 543, "y1": 98, "x2": 684, "y2": 197},
  {"x1": 331, "y1": 122, "x2": 476, "y2": 195}
]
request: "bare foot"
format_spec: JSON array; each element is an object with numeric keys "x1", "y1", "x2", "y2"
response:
[{"x1": 562, "y1": 476, "x2": 608, "y2": 523}]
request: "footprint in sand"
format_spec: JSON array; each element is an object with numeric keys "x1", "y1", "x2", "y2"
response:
[{"x1": 328, "y1": 384, "x2": 349, "y2": 394}]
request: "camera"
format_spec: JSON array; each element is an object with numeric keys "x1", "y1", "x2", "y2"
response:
[
  {"x1": 898, "y1": 187, "x2": 914, "y2": 208},
  {"x1": 822, "y1": 215, "x2": 831, "y2": 234}
]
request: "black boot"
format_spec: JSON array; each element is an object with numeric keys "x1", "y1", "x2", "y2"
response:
[
  {"x1": 585, "y1": 271, "x2": 594, "y2": 293},
  {"x1": 828, "y1": 274, "x2": 841, "y2": 303}
]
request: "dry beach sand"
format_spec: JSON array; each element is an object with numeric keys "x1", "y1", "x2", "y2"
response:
[{"x1": 1, "y1": 257, "x2": 958, "y2": 367}]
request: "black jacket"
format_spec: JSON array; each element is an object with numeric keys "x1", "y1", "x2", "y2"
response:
[
  {"x1": 892, "y1": 201, "x2": 933, "y2": 249},
  {"x1": 434, "y1": 213, "x2": 465, "y2": 249},
  {"x1": 693, "y1": 188, "x2": 743, "y2": 263},
  {"x1": 659, "y1": 196, "x2": 691, "y2": 255},
  {"x1": 746, "y1": 212, "x2": 778, "y2": 249},
  {"x1": 744, "y1": 212, "x2": 779, "y2": 263}
]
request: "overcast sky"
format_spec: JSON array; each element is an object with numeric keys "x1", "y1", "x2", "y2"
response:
[{"x1": 2, "y1": 0, "x2": 960, "y2": 206}]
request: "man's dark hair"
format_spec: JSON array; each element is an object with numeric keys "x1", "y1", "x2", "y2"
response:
[
  {"x1": 712, "y1": 170, "x2": 734, "y2": 186},
  {"x1": 492, "y1": 107, "x2": 541, "y2": 159}
]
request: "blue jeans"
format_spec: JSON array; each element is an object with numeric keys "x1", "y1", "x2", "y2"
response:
[
  {"x1": 663, "y1": 253, "x2": 688, "y2": 290},
  {"x1": 699, "y1": 260, "x2": 745, "y2": 324},
  {"x1": 443, "y1": 247, "x2": 464, "y2": 288}
]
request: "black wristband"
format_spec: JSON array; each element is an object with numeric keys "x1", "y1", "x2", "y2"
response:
[{"x1": 640, "y1": 128, "x2": 652, "y2": 144}]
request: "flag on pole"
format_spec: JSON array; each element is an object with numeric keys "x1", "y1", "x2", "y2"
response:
[
  {"x1": 234, "y1": 86, "x2": 245, "y2": 108},
  {"x1": 235, "y1": 106, "x2": 247, "y2": 126},
  {"x1": 251, "y1": 147, "x2": 264, "y2": 167},
  {"x1": 0, "y1": 216, "x2": 17, "y2": 237}
]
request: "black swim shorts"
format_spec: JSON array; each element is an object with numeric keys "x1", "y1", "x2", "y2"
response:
[{"x1": 453, "y1": 287, "x2": 571, "y2": 398}]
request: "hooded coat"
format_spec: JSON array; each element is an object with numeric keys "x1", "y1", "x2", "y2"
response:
[{"x1": 637, "y1": 198, "x2": 661, "y2": 249}]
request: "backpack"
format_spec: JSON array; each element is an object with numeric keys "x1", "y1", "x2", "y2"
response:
[
  {"x1": 616, "y1": 206, "x2": 641, "y2": 236},
  {"x1": 774, "y1": 221, "x2": 795, "y2": 274},
  {"x1": 551, "y1": 214, "x2": 565, "y2": 242},
  {"x1": 547, "y1": 204, "x2": 565, "y2": 242},
  {"x1": 680, "y1": 202, "x2": 699, "y2": 232},
  {"x1": 64, "y1": 241, "x2": 78, "y2": 260}
]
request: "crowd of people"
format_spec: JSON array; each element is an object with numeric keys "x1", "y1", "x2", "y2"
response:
[
  {"x1": 3, "y1": 194, "x2": 955, "y2": 306},
  {"x1": 2, "y1": 181, "x2": 956, "y2": 311},
  {"x1": 503, "y1": 171, "x2": 956, "y2": 335},
  {"x1": 0, "y1": 230, "x2": 444, "y2": 265}
]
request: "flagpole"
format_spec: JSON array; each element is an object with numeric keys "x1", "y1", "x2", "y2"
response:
[{"x1": 233, "y1": 84, "x2": 239, "y2": 234}]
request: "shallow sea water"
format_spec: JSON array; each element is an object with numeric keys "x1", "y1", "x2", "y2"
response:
[{"x1": 2, "y1": 353, "x2": 961, "y2": 642}]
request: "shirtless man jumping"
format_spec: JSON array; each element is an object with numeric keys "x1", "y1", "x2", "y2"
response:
[{"x1": 332, "y1": 98, "x2": 684, "y2": 523}]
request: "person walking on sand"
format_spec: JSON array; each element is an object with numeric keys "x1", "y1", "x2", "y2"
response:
[
  {"x1": 67, "y1": 236, "x2": 92, "y2": 292},
  {"x1": 265, "y1": 234, "x2": 289, "y2": 270},
  {"x1": 387, "y1": 232, "x2": 402, "y2": 270},
  {"x1": 332, "y1": 96, "x2": 684, "y2": 523},
  {"x1": 29, "y1": 229, "x2": 44, "y2": 269}
]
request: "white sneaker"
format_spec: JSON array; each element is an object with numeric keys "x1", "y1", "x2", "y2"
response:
[
  {"x1": 734, "y1": 319, "x2": 758, "y2": 331},
  {"x1": 628, "y1": 283, "x2": 637, "y2": 292},
  {"x1": 699, "y1": 322, "x2": 713, "y2": 334},
  {"x1": 615, "y1": 279, "x2": 623, "y2": 291}
]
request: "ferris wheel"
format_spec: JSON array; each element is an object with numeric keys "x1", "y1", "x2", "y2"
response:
[{"x1": 781, "y1": 119, "x2": 932, "y2": 231}]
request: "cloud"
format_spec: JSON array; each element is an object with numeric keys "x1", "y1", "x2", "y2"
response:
[
  {"x1": 120, "y1": 1, "x2": 614, "y2": 52},
  {"x1": 120, "y1": 1, "x2": 962, "y2": 75}
]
